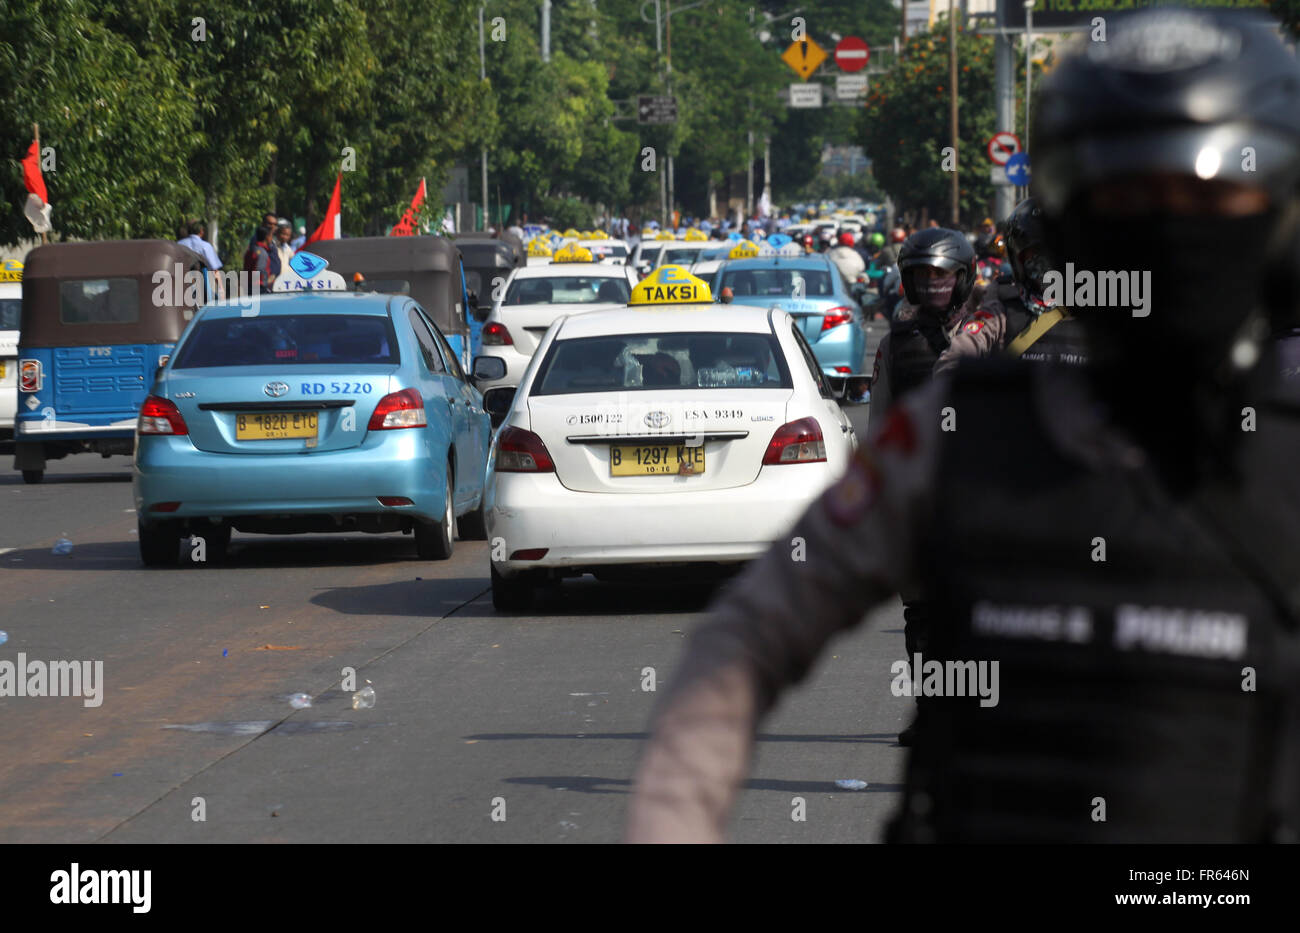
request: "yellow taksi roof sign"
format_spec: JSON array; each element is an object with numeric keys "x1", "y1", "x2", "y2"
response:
[
  {"x1": 728, "y1": 239, "x2": 760, "y2": 259},
  {"x1": 628, "y1": 265, "x2": 712, "y2": 306},
  {"x1": 552, "y1": 243, "x2": 593, "y2": 263},
  {"x1": 0, "y1": 259, "x2": 23, "y2": 283}
]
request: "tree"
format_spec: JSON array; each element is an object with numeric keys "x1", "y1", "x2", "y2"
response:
[{"x1": 860, "y1": 19, "x2": 1012, "y2": 224}]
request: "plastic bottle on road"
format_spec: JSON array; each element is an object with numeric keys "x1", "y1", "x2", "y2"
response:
[
  {"x1": 52, "y1": 536, "x2": 73, "y2": 556},
  {"x1": 288, "y1": 693, "x2": 313, "y2": 709},
  {"x1": 352, "y1": 685, "x2": 376, "y2": 710}
]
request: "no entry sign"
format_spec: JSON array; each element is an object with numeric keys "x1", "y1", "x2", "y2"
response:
[
  {"x1": 834, "y1": 36, "x2": 870, "y2": 73},
  {"x1": 987, "y1": 131, "x2": 1021, "y2": 166}
]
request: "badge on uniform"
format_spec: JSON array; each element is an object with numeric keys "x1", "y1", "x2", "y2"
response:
[
  {"x1": 965, "y1": 320, "x2": 984, "y2": 335},
  {"x1": 824, "y1": 452, "x2": 878, "y2": 527}
]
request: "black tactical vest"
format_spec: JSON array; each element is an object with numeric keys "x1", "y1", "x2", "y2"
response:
[
  {"x1": 995, "y1": 275, "x2": 1089, "y2": 366},
  {"x1": 889, "y1": 312, "x2": 951, "y2": 398},
  {"x1": 890, "y1": 359, "x2": 1300, "y2": 843}
]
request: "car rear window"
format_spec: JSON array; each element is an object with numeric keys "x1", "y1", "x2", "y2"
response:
[
  {"x1": 504, "y1": 276, "x2": 630, "y2": 306},
  {"x1": 172, "y1": 314, "x2": 400, "y2": 368},
  {"x1": 717, "y1": 267, "x2": 834, "y2": 298},
  {"x1": 656, "y1": 247, "x2": 706, "y2": 266},
  {"x1": 0, "y1": 298, "x2": 20, "y2": 330},
  {"x1": 59, "y1": 278, "x2": 139, "y2": 325},
  {"x1": 533, "y1": 332, "x2": 791, "y2": 395}
]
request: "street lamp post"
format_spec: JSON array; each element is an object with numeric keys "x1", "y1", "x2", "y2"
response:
[
  {"x1": 479, "y1": 4, "x2": 489, "y2": 231},
  {"x1": 1023, "y1": 0, "x2": 1034, "y2": 202}
]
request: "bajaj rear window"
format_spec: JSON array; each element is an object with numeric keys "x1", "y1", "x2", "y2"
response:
[
  {"x1": 59, "y1": 278, "x2": 139, "y2": 324},
  {"x1": 172, "y1": 314, "x2": 400, "y2": 368}
]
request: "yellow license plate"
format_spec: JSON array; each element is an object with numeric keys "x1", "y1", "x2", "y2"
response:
[
  {"x1": 236, "y1": 411, "x2": 318, "y2": 440},
  {"x1": 0, "y1": 361, "x2": 5, "y2": 379},
  {"x1": 610, "y1": 444, "x2": 705, "y2": 476}
]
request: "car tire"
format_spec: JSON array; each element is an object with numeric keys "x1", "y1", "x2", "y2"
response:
[
  {"x1": 187, "y1": 524, "x2": 231, "y2": 564},
  {"x1": 21, "y1": 469, "x2": 43, "y2": 485},
  {"x1": 457, "y1": 496, "x2": 488, "y2": 540},
  {"x1": 139, "y1": 520, "x2": 180, "y2": 567},
  {"x1": 491, "y1": 564, "x2": 534, "y2": 612},
  {"x1": 416, "y1": 473, "x2": 455, "y2": 560}
]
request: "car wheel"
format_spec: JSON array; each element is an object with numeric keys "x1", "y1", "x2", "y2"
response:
[
  {"x1": 139, "y1": 520, "x2": 180, "y2": 567},
  {"x1": 21, "y1": 469, "x2": 43, "y2": 485},
  {"x1": 457, "y1": 495, "x2": 488, "y2": 540},
  {"x1": 491, "y1": 564, "x2": 534, "y2": 611},
  {"x1": 416, "y1": 473, "x2": 455, "y2": 560}
]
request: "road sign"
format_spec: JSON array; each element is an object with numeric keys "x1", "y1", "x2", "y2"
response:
[
  {"x1": 1005, "y1": 152, "x2": 1031, "y2": 186},
  {"x1": 986, "y1": 131, "x2": 1021, "y2": 166},
  {"x1": 788, "y1": 83, "x2": 823, "y2": 108},
  {"x1": 637, "y1": 96, "x2": 678, "y2": 125},
  {"x1": 834, "y1": 36, "x2": 870, "y2": 73},
  {"x1": 836, "y1": 74, "x2": 868, "y2": 100},
  {"x1": 990, "y1": 165, "x2": 1012, "y2": 186},
  {"x1": 781, "y1": 38, "x2": 828, "y2": 80}
]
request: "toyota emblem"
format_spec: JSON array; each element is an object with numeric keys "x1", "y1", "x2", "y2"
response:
[
  {"x1": 264, "y1": 381, "x2": 290, "y2": 398},
  {"x1": 644, "y1": 411, "x2": 670, "y2": 429}
]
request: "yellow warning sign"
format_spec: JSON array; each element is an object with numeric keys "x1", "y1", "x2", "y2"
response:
[
  {"x1": 628, "y1": 265, "x2": 712, "y2": 306},
  {"x1": 781, "y1": 38, "x2": 827, "y2": 81}
]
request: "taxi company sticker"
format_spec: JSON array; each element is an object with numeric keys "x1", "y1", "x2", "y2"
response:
[
  {"x1": 629, "y1": 265, "x2": 713, "y2": 306},
  {"x1": 825, "y1": 451, "x2": 878, "y2": 527}
]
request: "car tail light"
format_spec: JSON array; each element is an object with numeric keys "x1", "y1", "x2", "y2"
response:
[
  {"x1": 833, "y1": 366, "x2": 851, "y2": 374},
  {"x1": 496, "y1": 426, "x2": 555, "y2": 472},
  {"x1": 377, "y1": 496, "x2": 414, "y2": 506},
  {"x1": 821, "y1": 307, "x2": 853, "y2": 331},
  {"x1": 19, "y1": 359, "x2": 41, "y2": 392},
  {"x1": 149, "y1": 502, "x2": 181, "y2": 512},
  {"x1": 482, "y1": 322, "x2": 513, "y2": 346},
  {"x1": 368, "y1": 388, "x2": 426, "y2": 430},
  {"x1": 138, "y1": 395, "x2": 189, "y2": 435},
  {"x1": 763, "y1": 417, "x2": 826, "y2": 465},
  {"x1": 510, "y1": 548, "x2": 549, "y2": 560}
]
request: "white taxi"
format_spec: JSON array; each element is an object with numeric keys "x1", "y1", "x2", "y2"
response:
[
  {"x1": 484, "y1": 265, "x2": 857, "y2": 610},
  {"x1": 0, "y1": 259, "x2": 22, "y2": 433},
  {"x1": 475, "y1": 243, "x2": 637, "y2": 393}
]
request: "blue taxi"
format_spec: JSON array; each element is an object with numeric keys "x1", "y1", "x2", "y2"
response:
[{"x1": 133, "y1": 253, "x2": 492, "y2": 565}]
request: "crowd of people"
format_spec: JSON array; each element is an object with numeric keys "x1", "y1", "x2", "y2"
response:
[{"x1": 175, "y1": 213, "x2": 309, "y2": 298}]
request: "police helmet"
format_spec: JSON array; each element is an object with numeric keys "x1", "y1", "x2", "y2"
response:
[{"x1": 898, "y1": 228, "x2": 977, "y2": 309}]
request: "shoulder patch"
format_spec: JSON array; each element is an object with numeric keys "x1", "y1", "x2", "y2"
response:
[
  {"x1": 824, "y1": 451, "x2": 879, "y2": 527},
  {"x1": 964, "y1": 320, "x2": 985, "y2": 335}
]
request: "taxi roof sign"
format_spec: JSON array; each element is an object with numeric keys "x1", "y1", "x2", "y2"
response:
[
  {"x1": 273, "y1": 250, "x2": 347, "y2": 292},
  {"x1": 628, "y1": 264, "x2": 712, "y2": 306},
  {"x1": 562, "y1": 228, "x2": 581, "y2": 239},
  {"x1": 683, "y1": 228, "x2": 708, "y2": 242},
  {"x1": 552, "y1": 243, "x2": 593, "y2": 263},
  {"x1": 728, "y1": 239, "x2": 760, "y2": 259},
  {"x1": 0, "y1": 259, "x2": 23, "y2": 283},
  {"x1": 527, "y1": 240, "x2": 553, "y2": 257}
]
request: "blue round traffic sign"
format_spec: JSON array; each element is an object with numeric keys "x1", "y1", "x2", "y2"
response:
[{"x1": 1005, "y1": 152, "x2": 1030, "y2": 186}]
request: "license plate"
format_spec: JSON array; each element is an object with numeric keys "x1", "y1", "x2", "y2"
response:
[
  {"x1": 236, "y1": 411, "x2": 318, "y2": 440},
  {"x1": 610, "y1": 444, "x2": 705, "y2": 476},
  {"x1": 0, "y1": 361, "x2": 5, "y2": 379}
]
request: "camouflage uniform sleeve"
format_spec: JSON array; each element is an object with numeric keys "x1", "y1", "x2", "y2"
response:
[
  {"x1": 625, "y1": 379, "x2": 949, "y2": 843},
  {"x1": 934, "y1": 298, "x2": 1007, "y2": 375}
]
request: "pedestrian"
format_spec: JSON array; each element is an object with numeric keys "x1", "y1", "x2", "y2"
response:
[
  {"x1": 242, "y1": 225, "x2": 273, "y2": 294},
  {"x1": 628, "y1": 6, "x2": 1300, "y2": 846},
  {"x1": 177, "y1": 219, "x2": 224, "y2": 299},
  {"x1": 274, "y1": 219, "x2": 295, "y2": 275},
  {"x1": 290, "y1": 224, "x2": 307, "y2": 251}
]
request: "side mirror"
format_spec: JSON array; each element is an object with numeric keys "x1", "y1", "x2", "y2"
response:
[
  {"x1": 483, "y1": 386, "x2": 516, "y2": 428},
  {"x1": 472, "y1": 355, "x2": 507, "y2": 383}
]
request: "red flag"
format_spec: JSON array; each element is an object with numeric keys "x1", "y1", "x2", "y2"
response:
[
  {"x1": 389, "y1": 178, "x2": 427, "y2": 237},
  {"x1": 22, "y1": 138, "x2": 47, "y2": 205},
  {"x1": 305, "y1": 172, "x2": 342, "y2": 245}
]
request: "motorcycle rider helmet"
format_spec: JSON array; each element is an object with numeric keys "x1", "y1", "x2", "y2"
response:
[
  {"x1": 838, "y1": 232, "x2": 855, "y2": 248},
  {"x1": 889, "y1": 227, "x2": 906, "y2": 244},
  {"x1": 1002, "y1": 198, "x2": 1055, "y2": 295},
  {"x1": 898, "y1": 228, "x2": 977, "y2": 310},
  {"x1": 1033, "y1": 8, "x2": 1300, "y2": 368},
  {"x1": 870, "y1": 232, "x2": 885, "y2": 248}
]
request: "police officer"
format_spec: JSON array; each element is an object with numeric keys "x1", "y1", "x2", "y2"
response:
[
  {"x1": 627, "y1": 8, "x2": 1300, "y2": 843},
  {"x1": 936, "y1": 198, "x2": 1089, "y2": 372},
  {"x1": 867, "y1": 227, "x2": 977, "y2": 744}
]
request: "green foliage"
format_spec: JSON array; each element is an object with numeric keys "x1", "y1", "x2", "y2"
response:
[{"x1": 861, "y1": 20, "x2": 1009, "y2": 224}]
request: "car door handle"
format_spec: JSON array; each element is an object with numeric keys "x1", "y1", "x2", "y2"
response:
[{"x1": 841, "y1": 424, "x2": 851, "y2": 432}]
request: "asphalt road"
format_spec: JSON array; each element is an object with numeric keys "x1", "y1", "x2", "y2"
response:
[{"x1": 0, "y1": 401, "x2": 909, "y2": 843}]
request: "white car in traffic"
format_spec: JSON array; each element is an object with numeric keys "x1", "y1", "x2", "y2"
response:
[
  {"x1": 476, "y1": 260, "x2": 637, "y2": 394},
  {"x1": 0, "y1": 265, "x2": 22, "y2": 433},
  {"x1": 484, "y1": 274, "x2": 857, "y2": 610}
]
